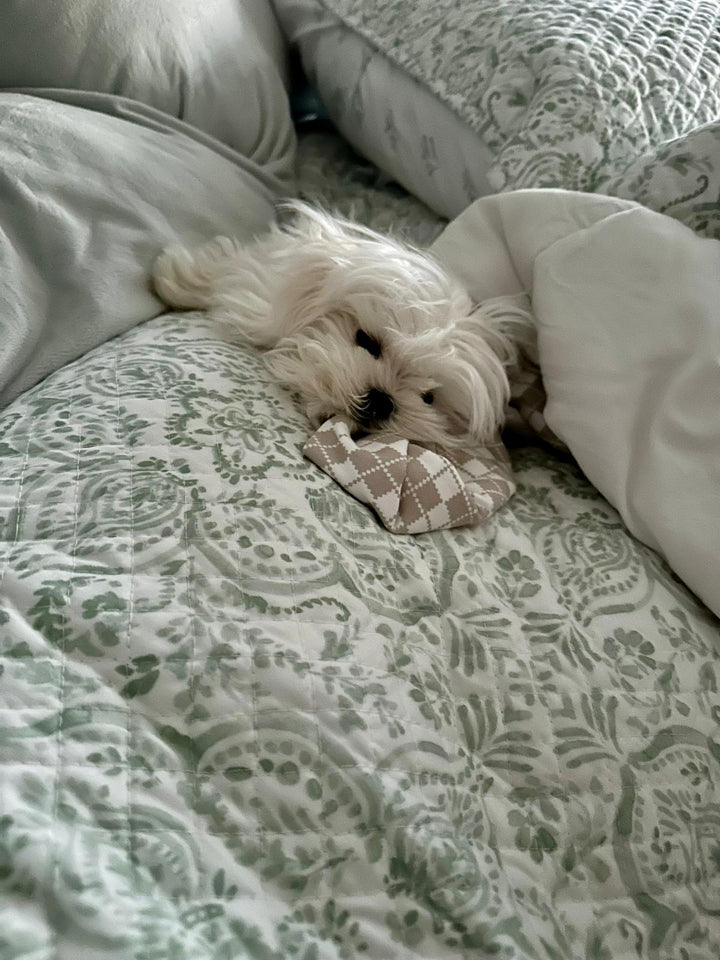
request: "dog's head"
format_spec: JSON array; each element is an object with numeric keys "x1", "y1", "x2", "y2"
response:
[{"x1": 264, "y1": 203, "x2": 524, "y2": 447}]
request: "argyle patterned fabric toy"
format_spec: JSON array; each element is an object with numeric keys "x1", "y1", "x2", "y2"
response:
[{"x1": 303, "y1": 417, "x2": 515, "y2": 534}]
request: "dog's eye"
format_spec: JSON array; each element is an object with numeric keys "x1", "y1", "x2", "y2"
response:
[
  {"x1": 355, "y1": 329, "x2": 382, "y2": 358},
  {"x1": 421, "y1": 391, "x2": 434, "y2": 405}
]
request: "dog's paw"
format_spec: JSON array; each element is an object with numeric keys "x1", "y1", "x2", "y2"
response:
[{"x1": 152, "y1": 237, "x2": 237, "y2": 309}]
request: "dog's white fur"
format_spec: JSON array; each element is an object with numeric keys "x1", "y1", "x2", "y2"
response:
[{"x1": 152, "y1": 201, "x2": 531, "y2": 447}]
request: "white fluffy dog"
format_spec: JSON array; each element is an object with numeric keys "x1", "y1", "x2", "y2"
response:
[{"x1": 152, "y1": 202, "x2": 530, "y2": 448}]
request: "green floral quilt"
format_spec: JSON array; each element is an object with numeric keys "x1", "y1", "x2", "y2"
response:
[
  {"x1": 1, "y1": 123, "x2": 719, "y2": 959},
  {"x1": 1, "y1": 292, "x2": 718, "y2": 958}
]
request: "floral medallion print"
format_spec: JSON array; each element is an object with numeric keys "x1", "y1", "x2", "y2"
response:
[
  {"x1": 0, "y1": 123, "x2": 717, "y2": 960},
  {"x1": 0, "y1": 299, "x2": 717, "y2": 959}
]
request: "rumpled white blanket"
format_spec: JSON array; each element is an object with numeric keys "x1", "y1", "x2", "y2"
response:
[{"x1": 431, "y1": 190, "x2": 720, "y2": 619}]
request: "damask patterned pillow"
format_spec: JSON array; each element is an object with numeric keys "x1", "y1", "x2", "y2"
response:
[
  {"x1": 0, "y1": 0, "x2": 295, "y2": 185},
  {"x1": 606, "y1": 121, "x2": 720, "y2": 241},
  {"x1": 272, "y1": 0, "x2": 720, "y2": 231},
  {"x1": 273, "y1": 0, "x2": 494, "y2": 218}
]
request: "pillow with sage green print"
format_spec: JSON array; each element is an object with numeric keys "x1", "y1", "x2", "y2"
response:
[
  {"x1": 272, "y1": 0, "x2": 720, "y2": 232},
  {"x1": 605, "y1": 121, "x2": 720, "y2": 241}
]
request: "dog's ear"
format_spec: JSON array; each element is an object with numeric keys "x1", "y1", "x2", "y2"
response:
[
  {"x1": 279, "y1": 199, "x2": 397, "y2": 249},
  {"x1": 436, "y1": 318, "x2": 511, "y2": 442},
  {"x1": 437, "y1": 356, "x2": 507, "y2": 442},
  {"x1": 437, "y1": 296, "x2": 535, "y2": 441},
  {"x1": 271, "y1": 250, "x2": 349, "y2": 343},
  {"x1": 264, "y1": 202, "x2": 362, "y2": 340},
  {"x1": 470, "y1": 295, "x2": 537, "y2": 366},
  {"x1": 280, "y1": 200, "x2": 349, "y2": 244}
]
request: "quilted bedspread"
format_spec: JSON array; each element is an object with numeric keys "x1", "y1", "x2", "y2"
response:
[{"x1": 1, "y1": 303, "x2": 719, "y2": 959}]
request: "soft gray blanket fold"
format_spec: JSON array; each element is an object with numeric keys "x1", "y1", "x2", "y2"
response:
[{"x1": 0, "y1": 91, "x2": 280, "y2": 406}]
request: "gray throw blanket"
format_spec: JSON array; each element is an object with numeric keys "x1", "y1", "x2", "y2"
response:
[{"x1": 0, "y1": 91, "x2": 281, "y2": 405}]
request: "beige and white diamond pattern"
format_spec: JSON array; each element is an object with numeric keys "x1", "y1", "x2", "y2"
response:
[{"x1": 303, "y1": 418, "x2": 515, "y2": 534}]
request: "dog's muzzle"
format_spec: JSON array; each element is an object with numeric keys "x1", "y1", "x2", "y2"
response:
[{"x1": 357, "y1": 388, "x2": 395, "y2": 426}]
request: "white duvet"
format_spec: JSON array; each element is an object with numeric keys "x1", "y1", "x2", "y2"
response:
[{"x1": 431, "y1": 190, "x2": 720, "y2": 619}]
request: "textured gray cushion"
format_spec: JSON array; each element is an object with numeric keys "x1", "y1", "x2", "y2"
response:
[{"x1": 0, "y1": 0, "x2": 295, "y2": 187}]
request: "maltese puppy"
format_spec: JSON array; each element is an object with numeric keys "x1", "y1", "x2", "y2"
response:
[{"x1": 152, "y1": 202, "x2": 531, "y2": 448}]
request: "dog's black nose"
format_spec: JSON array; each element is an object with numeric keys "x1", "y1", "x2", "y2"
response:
[{"x1": 358, "y1": 389, "x2": 395, "y2": 424}]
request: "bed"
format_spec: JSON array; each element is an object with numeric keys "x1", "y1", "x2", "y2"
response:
[{"x1": 1, "y1": 2, "x2": 719, "y2": 959}]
